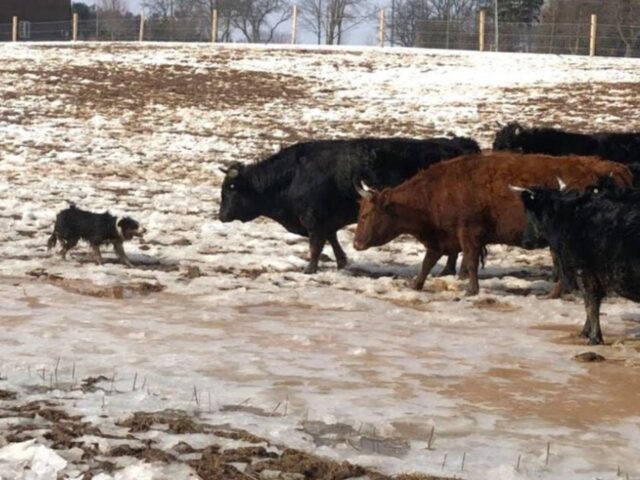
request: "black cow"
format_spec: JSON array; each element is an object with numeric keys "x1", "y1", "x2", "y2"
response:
[
  {"x1": 218, "y1": 137, "x2": 480, "y2": 274},
  {"x1": 493, "y1": 122, "x2": 640, "y2": 168},
  {"x1": 517, "y1": 181, "x2": 640, "y2": 345}
]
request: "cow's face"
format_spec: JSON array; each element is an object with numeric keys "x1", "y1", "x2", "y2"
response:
[
  {"x1": 117, "y1": 217, "x2": 145, "y2": 240},
  {"x1": 511, "y1": 179, "x2": 577, "y2": 249},
  {"x1": 493, "y1": 122, "x2": 524, "y2": 151},
  {"x1": 521, "y1": 201, "x2": 548, "y2": 249},
  {"x1": 518, "y1": 186, "x2": 576, "y2": 249},
  {"x1": 354, "y1": 187, "x2": 401, "y2": 250},
  {"x1": 219, "y1": 164, "x2": 260, "y2": 222}
]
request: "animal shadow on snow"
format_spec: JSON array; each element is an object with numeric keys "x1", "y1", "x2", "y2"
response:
[{"x1": 61, "y1": 250, "x2": 178, "y2": 272}]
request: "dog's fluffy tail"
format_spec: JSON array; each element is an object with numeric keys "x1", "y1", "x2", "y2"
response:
[{"x1": 47, "y1": 233, "x2": 57, "y2": 251}]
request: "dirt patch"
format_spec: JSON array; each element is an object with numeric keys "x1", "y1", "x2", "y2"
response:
[
  {"x1": 27, "y1": 268, "x2": 165, "y2": 298},
  {"x1": 118, "y1": 410, "x2": 205, "y2": 434},
  {"x1": 248, "y1": 448, "x2": 367, "y2": 479},
  {"x1": 212, "y1": 429, "x2": 265, "y2": 444},
  {"x1": 0, "y1": 391, "x2": 453, "y2": 480},
  {"x1": 108, "y1": 444, "x2": 177, "y2": 463},
  {"x1": 81, "y1": 375, "x2": 110, "y2": 392},
  {"x1": 0, "y1": 390, "x2": 17, "y2": 400},
  {"x1": 4, "y1": 61, "x2": 311, "y2": 121},
  {"x1": 473, "y1": 296, "x2": 520, "y2": 312}
]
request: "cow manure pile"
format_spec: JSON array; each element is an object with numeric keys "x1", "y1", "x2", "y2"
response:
[
  {"x1": 0, "y1": 394, "x2": 450, "y2": 480},
  {"x1": 574, "y1": 351, "x2": 606, "y2": 363}
]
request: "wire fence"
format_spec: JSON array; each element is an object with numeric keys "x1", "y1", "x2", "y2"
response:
[
  {"x1": 415, "y1": 15, "x2": 640, "y2": 57},
  {"x1": 1, "y1": 10, "x2": 640, "y2": 59}
]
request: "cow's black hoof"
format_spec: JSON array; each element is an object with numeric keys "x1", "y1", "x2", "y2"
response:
[
  {"x1": 588, "y1": 336, "x2": 604, "y2": 346},
  {"x1": 336, "y1": 257, "x2": 348, "y2": 270},
  {"x1": 465, "y1": 287, "x2": 479, "y2": 296},
  {"x1": 303, "y1": 265, "x2": 318, "y2": 274},
  {"x1": 410, "y1": 279, "x2": 425, "y2": 291}
]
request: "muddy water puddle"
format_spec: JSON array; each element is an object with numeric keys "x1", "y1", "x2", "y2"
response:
[{"x1": 2, "y1": 278, "x2": 640, "y2": 476}]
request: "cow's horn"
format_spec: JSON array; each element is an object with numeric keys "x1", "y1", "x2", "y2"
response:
[
  {"x1": 219, "y1": 166, "x2": 229, "y2": 174},
  {"x1": 361, "y1": 181, "x2": 375, "y2": 193},
  {"x1": 557, "y1": 177, "x2": 567, "y2": 191},
  {"x1": 508, "y1": 184, "x2": 534, "y2": 196},
  {"x1": 354, "y1": 180, "x2": 373, "y2": 199}
]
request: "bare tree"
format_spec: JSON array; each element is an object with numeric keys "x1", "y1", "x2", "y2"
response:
[
  {"x1": 193, "y1": 0, "x2": 236, "y2": 40},
  {"x1": 388, "y1": 0, "x2": 432, "y2": 46},
  {"x1": 613, "y1": 0, "x2": 640, "y2": 56},
  {"x1": 98, "y1": 0, "x2": 133, "y2": 40},
  {"x1": 299, "y1": 0, "x2": 324, "y2": 43},
  {"x1": 99, "y1": 0, "x2": 129, "y2": 14},
  {"x1": 300, "y1": 0, "x2": 373, "y2": 45},
  {"x1": 542, "y1": 0, "x2": 640, "y2": 56},
  {"x1": 232, "y1": 0, "x2": 292, "y2": 42}
]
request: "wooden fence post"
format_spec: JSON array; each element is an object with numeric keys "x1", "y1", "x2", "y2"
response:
[
  {"x1": 139, "y1": 12, "x2": 145, "y2": 42},
  {"x1": 290, "y1": 5, "x2": 298, "y2": 44},
  {"x1": 211, "y1": 9, "x2": 218, "y2": 42},
  {"x1": 72, "y1": 13, "x2": 78, "y2": 41},
  {"x1": 379, "y1": 8, "x2": 385, "y2": 47},
  {"x1": 479, "y1": 9, "x2": 486, "y2": 51},
  {"x1": 589, "y1": 14, "x2": 597, "y2": 56},
  {"x1": 12, "y1": 16, "x2": 18, "y2": 42}
]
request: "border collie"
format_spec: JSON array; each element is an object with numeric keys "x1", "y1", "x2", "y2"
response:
[{"x1": 47, "y1": 204, "x2": 145, "y2": 267}]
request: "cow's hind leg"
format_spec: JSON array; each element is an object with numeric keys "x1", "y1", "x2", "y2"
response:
[
  {"x1": 328, "y1": 232, "x2": 348, "y2": 270},
  {"x1": 304, "y1": 231, "x2": 327, "y2": 274},
  {"x1": 582, "y1": 277, "x2": 604, "y2": 345},
  {"x1": 412, "y1": 248, "x2": 443, "y2": 291},
  {"x1": 439, "y1": 253, "x2": 457, "y2": 277},
  {"x1": 460, "y1": 235, "x2": 482, "y2": 296}
]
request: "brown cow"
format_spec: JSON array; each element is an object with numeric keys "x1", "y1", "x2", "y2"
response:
[{"x1": 353, "y1": 152, "x2": 632, "y2": 296}]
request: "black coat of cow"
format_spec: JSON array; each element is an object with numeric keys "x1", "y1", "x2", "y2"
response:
[
  {"x1": 218, "y1": 137, "x2": 480, "y2": 273},
  {"x1": 493, "y1": 122, "x2": 640, "y2": 169},
  {"x1": 519, "y1": 182, "x2": 640, "y2": 345}
]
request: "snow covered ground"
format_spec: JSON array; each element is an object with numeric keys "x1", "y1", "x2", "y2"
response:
[{"x1": 1, "y1": 42, "x2": 640, "y2": 479}]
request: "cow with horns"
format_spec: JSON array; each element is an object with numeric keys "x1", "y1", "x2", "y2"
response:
[
  {"x1": 353, "y1": 152, "x2": 632, "y2": 296},
  {"x1": 218, "y1": 137, "x2": 480, "y2": 274},
  {"x1": 515, "y1": 177, "x2": 640, "y2": 345}
]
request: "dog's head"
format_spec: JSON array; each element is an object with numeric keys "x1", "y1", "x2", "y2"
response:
[{"x1": 116, "y1": 217, "x2": 145, "y2": 240}]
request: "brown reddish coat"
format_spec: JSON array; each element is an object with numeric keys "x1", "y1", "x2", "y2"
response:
[{"x1": 353, "y1": 152, "x2": 632, "y2": 295}]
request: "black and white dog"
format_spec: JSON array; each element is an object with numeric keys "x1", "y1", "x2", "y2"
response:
[{"x1": 47, "y1": 204, "x2": 145, "y2": 267}]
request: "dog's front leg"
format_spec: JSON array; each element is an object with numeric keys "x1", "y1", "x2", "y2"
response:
[
  {"x1": 113, "y1": 241, "x2": 133, "y2": 268},
  {"x1": 91, "y1": 244, "x2": 103, "y2": 265}
]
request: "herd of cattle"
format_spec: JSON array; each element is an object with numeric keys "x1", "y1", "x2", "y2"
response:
[
  {"x1": 47, "y1": 122, "x2": 640, "y2": 345},
  {"x1": 217, "y1": 122, "x2": 640, "y2": 345}
]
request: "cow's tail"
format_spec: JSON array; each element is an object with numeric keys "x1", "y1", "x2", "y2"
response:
[{"x1": 47, "y1": 232, "x2": 57, "y2": 251}]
